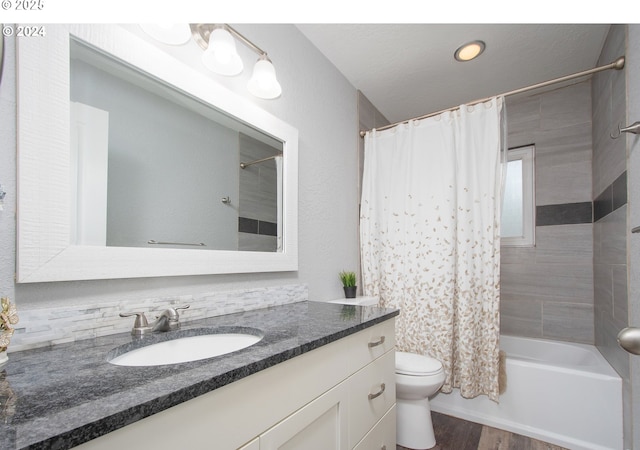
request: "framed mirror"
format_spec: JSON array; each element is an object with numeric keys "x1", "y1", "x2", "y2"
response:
[{"x1": 16, "y1": 24, "x2": 298, "y2": 282}]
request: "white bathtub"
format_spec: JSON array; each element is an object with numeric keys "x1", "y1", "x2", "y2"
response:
[{"x1": 430, "y1": 335, "x2": 623, "y2": 450}]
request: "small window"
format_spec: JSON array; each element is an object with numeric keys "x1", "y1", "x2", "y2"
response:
[{"x1": 501, "y1": 145, "x2": 535, "y2": 247}]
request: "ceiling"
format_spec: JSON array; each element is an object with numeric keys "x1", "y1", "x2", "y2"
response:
[{"x1": 296, "y1": 24, "x2": 612, "y2": 125}]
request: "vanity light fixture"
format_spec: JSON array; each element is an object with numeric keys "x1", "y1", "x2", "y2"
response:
[
  {"x1": 141, "y1": 23, "x2": 282, "y2": 99},
  {"x1": 454, "y1": 40, "x2": 486, "y2": 62},
  {"x1": 247, "y1": 54, "x2": 282, "y2": 99},
  {"x1": 200, "y1": 26, "x2": 244, "y2": 76}
]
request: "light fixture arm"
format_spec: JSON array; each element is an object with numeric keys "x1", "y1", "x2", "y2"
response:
[{"x1": 191, "y1": 24, "x2": 269, "y2": 59}]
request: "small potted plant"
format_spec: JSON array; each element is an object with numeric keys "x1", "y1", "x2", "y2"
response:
[{"x1": 339, "y1": 270, "x2": 357, "y2": 299}]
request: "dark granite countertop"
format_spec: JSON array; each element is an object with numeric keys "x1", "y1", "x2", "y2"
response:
[{"x1": 0, "y1": 301, "x2": 398, "y2": 449}]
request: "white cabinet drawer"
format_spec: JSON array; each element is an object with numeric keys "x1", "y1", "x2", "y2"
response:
[
  {"x1": 348, "y1": 319, "x2": 395, "y2": 372},
  {"x1": 353, "y1": 404, "x2": 396, "y2": 450},
  {"x1": 348, "y1": 349, "x2": 396, "y2": 448}
]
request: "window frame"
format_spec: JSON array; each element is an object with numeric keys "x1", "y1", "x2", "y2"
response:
[{"x1": 501, "y1": 144, "x2": 536, "y2": 247}]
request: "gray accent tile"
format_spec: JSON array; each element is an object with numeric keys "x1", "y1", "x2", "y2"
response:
[
  {"x1": 536, "y1": 202, "x2": 592, "y2": 226},
  {"x1": 594, "y1": 170, "x2": 627, "y2": 222},
  {"x1": 239, "y1": 216, "x2": 258, "y2": 234},
  {"x1": 258, "y1": 220, "x2": 277, "y2": 236},
  {"x1": 594, "y1": 184, "x2": 613, "y2": 222},
  {"x1": 612, "y1": 171, "x2": 628, "y2": 211}
]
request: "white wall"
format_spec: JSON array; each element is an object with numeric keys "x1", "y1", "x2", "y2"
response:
[
  {"x1": 71, "y1": 57, "x2": 240, "y2": 250},
  {"x1": 0, "y1": 24, "x2": 360, "y2": 310}
]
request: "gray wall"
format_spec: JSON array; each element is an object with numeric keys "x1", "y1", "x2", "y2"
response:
[
  {"x1": 0, "y1": 24, "x2": 359, "y2": 311},
  {"x1": 591, "y1": 24, "x2": 631, "y2": 449},
  {"x1": 627, "y1": 23, "x2": 640, "y2": 450},
  {"x1": 501, "y1": 82, "x2": 595, "y2": 343}
]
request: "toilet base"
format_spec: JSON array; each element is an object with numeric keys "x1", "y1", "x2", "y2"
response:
[{"x1": 396, "y1": 397, "x2": 436, "y2": 449}]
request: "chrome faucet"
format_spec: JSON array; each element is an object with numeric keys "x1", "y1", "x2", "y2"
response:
[
  {"x1": 120, "y1": 305, "x2": 190, "y2": 336},
  {"x1": 151, "y1": 305, "x2": 190, "y2": 332}
]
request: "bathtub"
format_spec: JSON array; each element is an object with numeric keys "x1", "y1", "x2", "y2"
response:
[{"x1": 430, "y1": 335, "x2": 623, "y2": 450}]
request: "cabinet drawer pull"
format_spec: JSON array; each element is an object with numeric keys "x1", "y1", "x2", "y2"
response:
[
  {"x1": 368, "y1": 383, "x2": 386, "y2": 400},
  {"x1": 381, "y1": 446, "x2": 387, "y2": 450},
  {"x1": 368, "y1": 336, "x2": 386, "y2": 348}
]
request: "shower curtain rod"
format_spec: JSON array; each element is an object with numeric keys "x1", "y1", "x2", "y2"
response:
[
  {"x1": 240, "y1": 153, "x2": 283, "y2": 169},
  {"x1": 359, "y1": 56, "x2": 626, "y2": 138}
]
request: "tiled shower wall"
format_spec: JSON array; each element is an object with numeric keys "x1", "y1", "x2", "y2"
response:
[
  {"x1": 501, "y1": 81, "x2": 595, "y2": 343},
  {"x1": 593, "y1": 25, "x2": 628, "y2": 373},
  {"x1": 238, "y1": 133, "x2": 280, "y2": 252},
  {"x1": 591, "y1": 24, "x2": 631, "y2": 448}
]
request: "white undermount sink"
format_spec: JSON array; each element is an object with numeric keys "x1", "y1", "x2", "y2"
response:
[{"x1": 109, "y1": 333, "x2": 263, "y2": 367}]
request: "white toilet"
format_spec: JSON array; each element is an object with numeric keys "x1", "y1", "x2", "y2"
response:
[
  {"x1": 326, "y1": 296, "x2": 445, "y2": 449},
  {"x1": 395, "y1": 351, "x2": 445, "y2": 449}
]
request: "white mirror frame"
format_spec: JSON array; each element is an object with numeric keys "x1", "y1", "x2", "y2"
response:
[{"x1": 16, "y1": 24, "x2": 298, "y2": 283}]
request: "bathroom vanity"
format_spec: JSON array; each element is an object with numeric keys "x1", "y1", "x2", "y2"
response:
[{"x1": 0, "y1": 301, "x2": 398, "y2": 449}]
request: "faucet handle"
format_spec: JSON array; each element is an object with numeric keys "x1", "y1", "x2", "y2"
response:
[
  {"x1": 157, "y1": 305, "x2": 190, "y2": 319},
  {"x1": 171, "y1": 305, "x2": 190, "y2": 323},
  {"x1": 120, "y1": 312, "x2": 152, "y2": 336}
]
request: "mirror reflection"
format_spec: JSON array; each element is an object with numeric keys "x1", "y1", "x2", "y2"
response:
[{"x1": 69, "y1": 39, "x2": 283, "y2": 253}]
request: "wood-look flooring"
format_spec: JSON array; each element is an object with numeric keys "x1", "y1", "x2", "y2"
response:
[{"x1": 397, "y1": 412, "x2": 568, "y2": 450}]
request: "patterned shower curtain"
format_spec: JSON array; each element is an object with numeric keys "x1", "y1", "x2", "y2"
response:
[{"x1": 360, "y1": 97, "x2": 505, "y2": 401}]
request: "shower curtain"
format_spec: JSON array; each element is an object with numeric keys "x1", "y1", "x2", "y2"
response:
[{"x1": 360, "y1": 97, "x2": 505, "y2": 401}]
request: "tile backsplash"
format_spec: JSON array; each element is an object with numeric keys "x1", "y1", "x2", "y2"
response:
[{"x1": 10, "y1": 284, "x2": 308, "y2": 352}]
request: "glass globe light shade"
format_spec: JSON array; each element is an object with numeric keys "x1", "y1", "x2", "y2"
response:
[{"x1": 247, "y1": 57, "x2": 282, "y2": 99}]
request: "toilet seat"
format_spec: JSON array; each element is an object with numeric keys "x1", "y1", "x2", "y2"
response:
[{"x1": 396, "y1": 351, "x2": 443, "y2": 376}]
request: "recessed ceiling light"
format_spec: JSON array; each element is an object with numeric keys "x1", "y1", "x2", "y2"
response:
[{"x1": 454, "y1": 40, "x2": 486, "y2": 62}]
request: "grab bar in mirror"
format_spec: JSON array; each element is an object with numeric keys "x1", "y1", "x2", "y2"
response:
[{"x1": 148, "y1": 240, "x2": 206, "y2": 246}]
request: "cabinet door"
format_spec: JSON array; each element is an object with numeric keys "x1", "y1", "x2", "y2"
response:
[{"x1": 259, "y1": 381, "x2": 349, "y2": 450}]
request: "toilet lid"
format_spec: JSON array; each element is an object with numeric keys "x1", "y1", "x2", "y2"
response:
[{"x1": 396, "y1": 351, "x2": 443, "y2": 375}]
